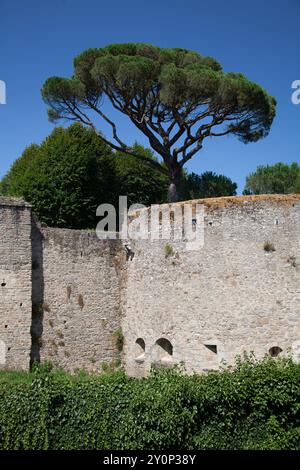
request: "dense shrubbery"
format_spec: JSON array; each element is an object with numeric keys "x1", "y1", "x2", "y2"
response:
[{"x1": 0, "y1": 357, "x2": 299, "y2": 450}]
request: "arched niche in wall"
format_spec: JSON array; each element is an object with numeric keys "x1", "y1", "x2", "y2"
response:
[
  {"x1": 152, "y1": 337, "x2": 173, "y2": 364},
  {"x1": 269, "y1": 346, "x2": 283, "y2": 358},
  {"x1": 134, "y1": 338, "x2": 146, "y2": 363}
]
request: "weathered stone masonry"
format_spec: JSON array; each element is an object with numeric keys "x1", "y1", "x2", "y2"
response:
[
  {"x1": 123, "y1": 195, "x2": 300, "y2": 376},
  {"x1": 0, "y1": 198, "x2": 123, "y2": 372},
  {"x1": 0, "y1": 195, "x2": 300, "y2": 375},
  {"x1": 31, "y1": 225, "x2": 123, "y2": 372},
  {"x1": 0, "y1": 199, "x2": 32, "y2": 370}
]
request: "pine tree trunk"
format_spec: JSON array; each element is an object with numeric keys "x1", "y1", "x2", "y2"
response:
[{"x1": 168, "y1": 168, "x2": 182, "y2": 203}]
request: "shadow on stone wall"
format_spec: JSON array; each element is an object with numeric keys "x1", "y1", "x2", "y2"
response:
[{"x1": 30, "y1": 218, "x2": 44, "y2": 366}]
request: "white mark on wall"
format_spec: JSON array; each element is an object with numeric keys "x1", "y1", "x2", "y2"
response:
[
  {"x1": 292, "y1": 340, "x2": 300, "y2": 363},
  {"x1": 0, "y1": 340, "x2": 6, "y2": 365}
]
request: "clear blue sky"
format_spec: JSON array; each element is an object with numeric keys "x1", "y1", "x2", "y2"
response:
[{"x1": 0, "y1": 0, "x2": 299, "y2": 192}]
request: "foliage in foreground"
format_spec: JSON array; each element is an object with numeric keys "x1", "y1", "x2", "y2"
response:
[{"x1": 0, "y1": 357, "x2": 299, "y2": 450}]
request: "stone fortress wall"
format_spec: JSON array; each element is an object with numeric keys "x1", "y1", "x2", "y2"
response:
[
  {"x1": 123, "y1": 195, "x2": 300, "y2": 375},
  {"x1": 0, "y1": 195, "x2": 300, "y2": 375},
  {"x1": 0, "y1": 199, "x2": 32, "y2": 370},
  {"x1": 30, "y1": 225, "x2": 123, "y2": 371}
]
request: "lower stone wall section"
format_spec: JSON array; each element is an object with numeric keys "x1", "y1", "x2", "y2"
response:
[
  {"x1": 122, "y1": 197, "x2": 300, "y2": 376},
  {"x1": 31, "y1": 226, "x2": 123, "y2": 372}
]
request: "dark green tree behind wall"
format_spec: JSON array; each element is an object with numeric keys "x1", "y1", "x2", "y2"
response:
[
  {"x1": 0, "y1": 124, "x2": 116, "y2": 228},
  {"x1": 0, "y1": 125, "x2": 169, "y2": 228},
  {"x1": 0, "y1": 124, "x2": 238, "y2": 229},
  {"x1": 186, "y1": 171, "x2": 237, "y2": 199}
]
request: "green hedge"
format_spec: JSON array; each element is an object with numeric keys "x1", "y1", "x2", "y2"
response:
[{"x1": 0, "y1": 357, "x2": 299, "y2": 450}]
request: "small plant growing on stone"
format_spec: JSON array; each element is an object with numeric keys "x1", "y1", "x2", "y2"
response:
[
  {"x1": 264, "y1": 241, "x2": 276, "y2": 253},
  {"x1": 113, "y1": 328, "x2": 124, "y2": 352},
  {"x1": 101, "y1": 362, "x2": 111, "y2": 373},
  {"x1": 164, "y1": 243, "x2": 174, "y2": 258},
  {"x1": 114, "y1": 358, "x2": 122, "y2": 368}
]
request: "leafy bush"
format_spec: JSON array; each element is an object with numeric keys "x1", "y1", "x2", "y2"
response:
[{"x1": 0, "y1": 357, "x2": 299, "y2": 450}]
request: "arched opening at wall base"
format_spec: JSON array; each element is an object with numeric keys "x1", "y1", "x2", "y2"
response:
[
  {"x1": 134, "y1": 337, "x2": 146, "y2": 363},
  {"x1": 151, "y1": 337, "x2": 174, "y2": 369},
  {"x1": 269, "y1": 346, "x2": 283, "y2": 358}
]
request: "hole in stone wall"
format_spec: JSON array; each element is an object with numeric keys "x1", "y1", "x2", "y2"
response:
[
  {"x1": 135, "y1": 338, "x2": 146, "y2": 362},
  {"x1": 269, "y1": 346, "x2": 283, "y2": 357},
  {"x1": 205, "y1": 344, "x2": 217, "y2": 354},
  {"x1": 1, "y1": 282, "x2": 6, "y2": 287},
  {"x1": 154, "y1": 338, "x2": 173, "y2": 358},
  {"x1": 7, "y1": 347, "x2": 11, "y2": 351},
  {"x1": 20, "y1": 303, "x2": 22, "y2": 307},
  {"x1": 4, "y1": 325, "x2": 7, "y2": 329},
  {"x1": 136, "y1": 338, "x2": 145, "y2": 352}
]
